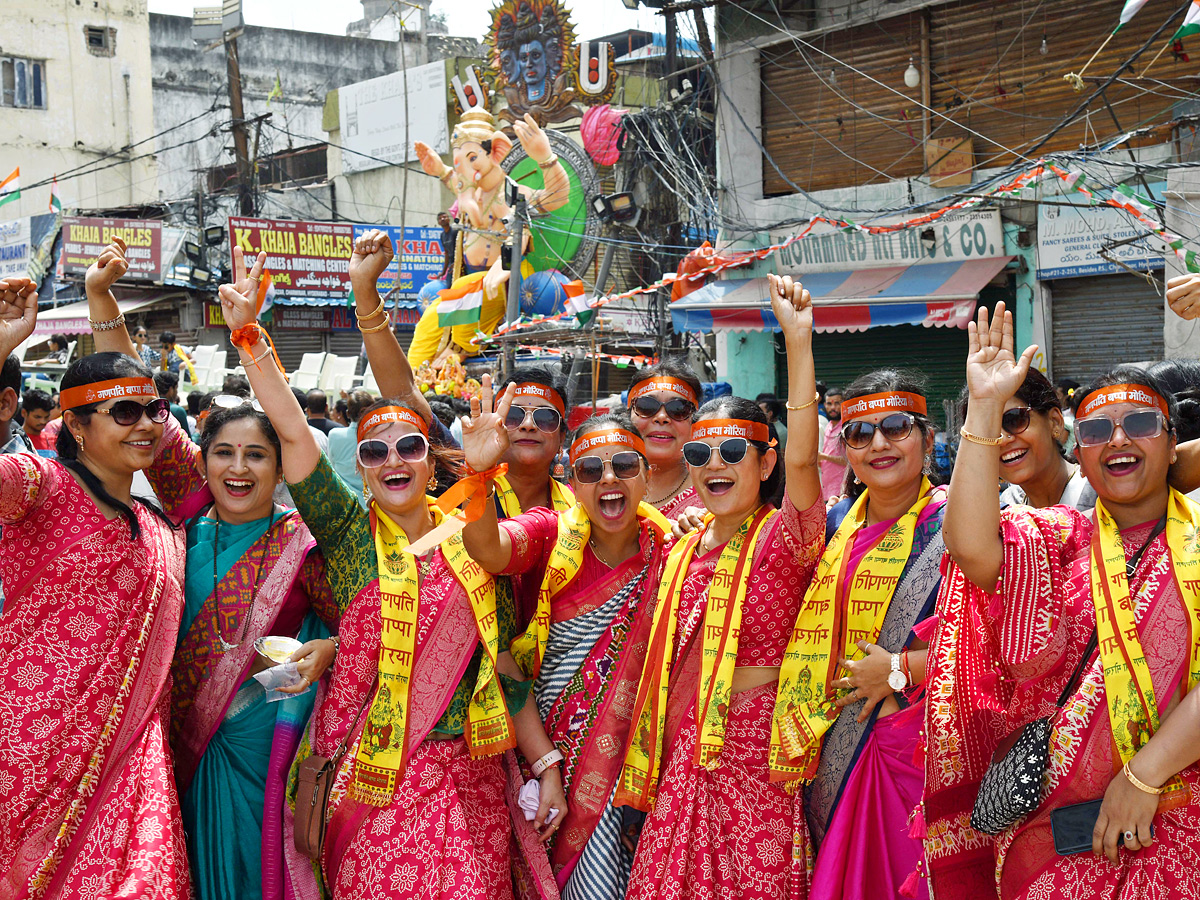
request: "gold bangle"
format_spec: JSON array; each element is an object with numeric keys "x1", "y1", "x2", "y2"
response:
[
  {"x1": 1123, "y1": 761, "x2": 1163, "y2": 796},
  {"x1": 786, "y1": 392, "x2": 819, "y2": 412},
  {"x1": 360, "y1": 315, "x2": 391, "y2": 334},
  {"x1": 959, "y1": 425, "x2": 1005, "y2": 447},
  {"x1": 355, "y1": 299, "x2": 386, "y2": 322},
  {"x1": 536, "y1": 154, "x2": 559, "y2": 169}
]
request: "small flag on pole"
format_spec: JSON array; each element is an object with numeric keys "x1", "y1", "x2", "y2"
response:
[
  {"x1": 437, "y1": 278, "x2": 484, "y2": 327},
  {"x1": 1117, "y1": 0, "x2": 1150, "y2": 30},
  {"x1": 562, "y1": 279, "x2": 594, "y2": 324},
  {"x1": 256, "y1": 269, "x2": 275, "y2": 324},
  {"x1": 1175, "y1": 0, "x2": 1200, "y2": 40},
  {"x1": 1110, "y1": 183, "x2": 1155, "y2": 218},
  {"x1": 48, "y1": 175, "x2": 61, "y2": 214},
  {"x1": 0, "y1": 168, "x2": 20, "y2": 210}
]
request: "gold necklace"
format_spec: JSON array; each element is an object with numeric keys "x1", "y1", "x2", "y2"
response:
[{"x1": 647, "y1": 467, "x2": 689, "y2": 507}]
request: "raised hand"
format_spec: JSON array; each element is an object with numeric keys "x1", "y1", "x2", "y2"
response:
[
  {"x1": 1167, "y1": 273, "x2": 1200, "y2": 320},
  {"x1": 84, "y1": 236, "x2": 129, "y2": 296},
  {"x1": 349, "y1": 229, "x2": 394, "y2": 290},
  {"x1": 965, "y1": 301, "x2": 1036, "y2": 404},
  {"x1": 513, "y1": 113, "x2": 552, "y2": 164},
  {"x1": 768, "y1": 273, "x2": 813, "y2": 338},
  {"x1": 415, "y1": 141, "x2": 446, "y2": 178},
  {"x1": 0, "y1": 277, "x2": 38, "y2": 357},
  {"x1": 231, "y1": 245, "x2": 266, "y2": 302},
  {"x1": 218, "y1": 281, "x2": 258, "y2": 332},
  {"x1": 461, "y1": 374, "x2": 515, "y2": 472}
]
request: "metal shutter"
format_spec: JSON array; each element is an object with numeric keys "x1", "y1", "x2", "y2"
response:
[
  {"x1": 1049, "y1": 274, "x2": 1163, "y2": 383},
  {"x1": 271, "y1": 331, "x2": 325, "y2": 373}
]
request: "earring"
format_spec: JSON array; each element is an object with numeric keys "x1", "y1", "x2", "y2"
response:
[
  {"x1": 363, "y1": 483, "x2": 372, "y2": 503},
  {"x1": 923, "y1": 454, "x2": 933, "y2": 475},
  {"x1": 75, "y1": 433, "x2": 84, "y2": 453},
  {"x1": 427, "y1": 471, "x2": 439, "y2": 491},
  {"x1": 1172, "y1": 452, "x2": 1178, "y2": 464}
]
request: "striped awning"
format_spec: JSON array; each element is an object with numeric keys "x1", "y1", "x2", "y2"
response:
[{"x1": 671, "y1": 257, "x2": 1012, "y2": 334}]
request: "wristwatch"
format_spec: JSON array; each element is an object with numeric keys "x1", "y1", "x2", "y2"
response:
[{"x1": 888, "y1": 653, "x2": 907, "y2": 691}]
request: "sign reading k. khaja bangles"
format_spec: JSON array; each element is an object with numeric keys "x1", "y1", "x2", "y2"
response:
[{"x1": 228, "y1": 216, "x2": 354, "y2": 300}]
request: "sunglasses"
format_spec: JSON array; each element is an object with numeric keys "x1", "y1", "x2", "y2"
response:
[
  {"x1": 356, "y1": 433, "x2": 430, "y2": 468},
  {"x1": 631, "y1": 396, "x2": 696, "y2": 423},
  {"x1": 683, "y1": 437, "x2": 754, "y2": 468},
  {"x1": 94, "y1": 397, "x2": 172, "y2": 427},
  {"x1": 840, "y1": 413, "x2": 917, "y2": 450},
  {"x1": 1001, "y1": 406, "x2": 1032, "y2": 436},
  {"x1": 571, "y1": 451, "x2": 643, "y2": 484},
  {"x1": 211, "y1": 394, "x2": 264, "y2": 412},
  {"x1": 504, "y1": 404, "x2": 562, "y2": 434},
  {"x1": 1075, "y1": 410, "x2": 1166, "y2": 447}
]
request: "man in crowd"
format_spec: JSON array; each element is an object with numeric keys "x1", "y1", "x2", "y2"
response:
[
  {"x1": 305, "y1": 389, "x2": 340, "y2": 434},
  {"x1": 1, "y1": 355, "x2": 31, "y2": 456},
  {"x1": 327, "y1": 390, "x2": 374, "y2": 506},
  {"x1": 818, "y1": 385, "x2": 849, "y2": 503},
  {"x1": 20, "y1": 388, "x2": 56, "y2": 453}
]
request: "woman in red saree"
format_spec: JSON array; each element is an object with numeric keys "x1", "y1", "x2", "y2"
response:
[
  {"x1": 626, "y1": 363, "x2": 705, "y2": 518},
  {"x1": 926, "y1": 302, "x2": 1200, "y2": 899},
  {"x1": 216, "y1": 258, "x2": 565, "y2": 900},
  {"x1": 616, "y1": 274, "x2": 825, "y2": 900},
  {"x1": 461, "y1": 405, "x2": 673, "y2": 900},
  {"x1": 0, "y1": 276, "x2": 190, "y2": 899}
]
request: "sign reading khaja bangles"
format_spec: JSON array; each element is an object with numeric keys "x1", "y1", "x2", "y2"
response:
[{"x1": 62, "y1": 217, "x2": 163, "y2": 281}]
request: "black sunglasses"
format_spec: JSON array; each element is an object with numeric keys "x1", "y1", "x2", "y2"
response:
[
  {"x1": 504, "y1": 404, "x2": 562, "y2": 434},
  {"x1": 572, "y1": 451, "x2": 643, "y2": 484},
  {"x1": 631, "y1": 396, "x2": 696, "y2": 423},
  {"x1": 95, "y1": 397, "x2": 172, "y2": 427},
  {"x1": 682, "y1": 437, "x2": 753, "y2": 467},
  {"x1": 1075, "y1": 410, "x2": 1166, "y2": 447},
  {"x1": 1001, "y1": 407, "x2": 1032, "y2": 436},
  {"x1": 356, "y1": 433, "x2": 430, "y2": 467},
  {"x1": 840, "y1": 413, "x2": 916, "y2": 450}
]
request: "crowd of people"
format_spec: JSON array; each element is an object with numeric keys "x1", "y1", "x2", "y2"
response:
[{"x1": 2, "y1": 230, "x2": 1200, "y2": 900}]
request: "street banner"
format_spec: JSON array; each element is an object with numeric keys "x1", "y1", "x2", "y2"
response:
[
  {"x1": 228, "y1": 216, "x2": 353, "y2": 299},
  {"x1": 62, "y1": 216, "x2": 162, "y2": 281}
]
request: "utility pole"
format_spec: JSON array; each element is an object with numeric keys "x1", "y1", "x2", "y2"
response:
[{"x1": 224, "y1": 37, "x2": 254, "y2": 216}]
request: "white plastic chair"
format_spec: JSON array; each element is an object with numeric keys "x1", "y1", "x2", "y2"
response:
[
  {"x1": 323, "y1": 356, "x2": 358, "y2": 394},
  {"x1": 290, "y1": 352, "x2": 327, "y2": 391},
  {"x1": 190, "y1": 345, "x2": 217, "y2": 372},
  {"x1": 202, "y1": 351, "x2": 229, "y2": 391}
]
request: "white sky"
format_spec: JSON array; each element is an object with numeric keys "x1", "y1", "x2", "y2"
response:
[{"x1": 147, "y1": 0, "x2": 663, "y2": 43}]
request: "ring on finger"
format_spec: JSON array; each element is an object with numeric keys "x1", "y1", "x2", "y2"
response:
[{"x1": 1123, "y1": 830, "x2": 1135, "y2": 845}]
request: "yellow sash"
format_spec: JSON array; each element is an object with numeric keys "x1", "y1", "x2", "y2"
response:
[
  {"x1": 510, "y1": 501, "x2": 670, "y2": 680},
  {"x1": 616, "y1": 505, "x2": 775, "y2": 811},
  {"x1": 771, "y1": 479, "x2": 932, "y2": 782},
  {"x1": 494, "y1": 473, "x2": 574, "y2": 518},
  {"x1": 352, "y1": 498, "x2": 513, "y2": 806},
  {"x1": 1091, "y1": 489, "x2": 1200, "y2": 773}
]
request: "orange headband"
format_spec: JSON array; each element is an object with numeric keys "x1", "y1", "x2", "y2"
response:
[
  {"x1": 569, "y1": 427, "x2": 646, "y2": 462},
  {"x1": 512, "y1": 382, "x2": 566, "y2": 417},
  {"x1": 357, "y1": 406, "x2": 429, "y2": 442},
  {"x1": 628, "y1": 377, "x2": 699, "y2": 407},
  {"x1": 1077, "y1": 383, "x2": 1169, "y2": 420},
  {"x1": 60, "y1": 377, "x2": 157, "y2": 410},
  {"x1": 841, "y1": 391, "x2": 927, "y2": 422},
  {"x1": 690, "y1": 418, "x2": 774, "y2": 445}
]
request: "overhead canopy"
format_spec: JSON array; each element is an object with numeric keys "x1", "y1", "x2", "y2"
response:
[
  {"x1": 671, "y1": 257, "x2": 1012, "y2": 334},
  {"x1": 31, "y1": 290, "x2": 186, "y2": 337}
]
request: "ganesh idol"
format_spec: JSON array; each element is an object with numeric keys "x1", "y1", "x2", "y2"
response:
[{"x1": 409, "y1": 108, "x2": 570, "y2": 367}]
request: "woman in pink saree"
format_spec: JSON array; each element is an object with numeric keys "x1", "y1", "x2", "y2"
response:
[
  {"x1": 461, "y1": 406, "x2": 673, "y2": 900},
  {"x1": 626, "y1": 363, "x2": 706, "y2": 518},
  {"x1": 216, "y1": 255, "x2": 565, "y2": 899},
  {"x1": 616, "y1": 274, "x2": 825, "y2": 900},
  {"x1": 926, "y1": 302, "x2": 1200, "y2": 899},
  {"x1": 0, "y1": 276, "x2": 190, "y2": 899}
]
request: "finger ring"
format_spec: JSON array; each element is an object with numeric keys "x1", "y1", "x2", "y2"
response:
[
  {"x1": 1124, "y1": 830, "x2": 1135, "y2": 844},
  {"x1": 301, "y1": 675, "x2": 311, "y2": 686}
]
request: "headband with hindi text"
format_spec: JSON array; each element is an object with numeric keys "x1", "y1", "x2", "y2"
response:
[
  {"x1": 569, "y1": 427, "x2": 646, "y2": 462},
  {"x1": 628, "y1": 377, "x2": 699, "y2": 407},
  {"x1": 358, "y1": 406, "x2": 429, "y2": 442},
  {"x1": 690, "y1": 418, "x2": 774, "y2": 445},
  {"x1": 841, "y1": 391, "x2": 927, "y2": 423},
  {"x1": 60, "y1": 377, "x2": 158, "y2": 411},
  {"x1": 512, "y1": 382, "x2": 566, "y2": 416},
  {"x1": 1077, "y1": 383, "x2": 1169, "y2": 420}
]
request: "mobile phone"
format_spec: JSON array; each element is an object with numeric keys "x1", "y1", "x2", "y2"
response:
[
  {"x1": 501, "y1": 244, "x2": 512, "y2": 271},
  {"x1": 1050, "y1": 799, "x2": 1102, "y2": 855}
]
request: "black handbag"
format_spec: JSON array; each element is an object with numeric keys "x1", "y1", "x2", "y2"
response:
[{"x1": 970, "y1": 514, "x2": 1165, "y2": 835}]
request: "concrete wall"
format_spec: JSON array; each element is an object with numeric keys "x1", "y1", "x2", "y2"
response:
[
  {"x1": 150, "y1": 13, "x2": 399, "y2": 222},
  {"x1": 0, "y1": 0, "x2": 156, "y2": 219},
  {"x1": 1165, "y1": 168, "x2": 1200, "y2": 360}
]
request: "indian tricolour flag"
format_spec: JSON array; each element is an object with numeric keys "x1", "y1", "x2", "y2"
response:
[
  {"x1": 1111, "y1": 183, "x2": 1155, "y2": 217},
  {"x1": 437, "y1": 278, "x2": 484, "y2": 327},
  {"x1": 256, "y1": 269, "x2": 276, "y2": 324},
  {"x1": 0, "y1": 168, "x2": 19, "y2": 209},
  {"x1": 562, "y1": 280, "x2": 594, "y2": 324},
  {"x1": 1117, "y1": 0, "x2": 1150, "y2": 30},
  {"x1": 1176, "y1": 0, "x2": 1200, "y2": 39},
  {"x1": 48, "y1": 176, "x2": 61, "y2": 214}
]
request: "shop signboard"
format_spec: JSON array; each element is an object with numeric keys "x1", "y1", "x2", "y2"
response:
[
  {"x1": 1036, "y1": 184, "x2": 1165, "y2": 279},
  {"x1": 228, "y1": 217, "x2": 353, "y2": 299},
  {"x1": 351, "y1": 224, "x2": 446, "y2": 298},
  {"x1": 0, "y1": 217, "x2": 29, "y2": 279},
  {"x1": 62, "y1": 216, "x2": 162, "y2": 281},
  {"x1": 771, "y1": 209, "x2": 1004, "y2": 275},
  {"x1": 275, "y1": 305, "x2": 332, "y2": 331},
  {"x1": 338, "y1": 60, "x2": 449, "y2": 175}
]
